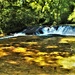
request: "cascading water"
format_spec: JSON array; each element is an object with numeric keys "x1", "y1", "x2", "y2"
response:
[
  {"x1": 63, "y1": 26, "x2": 75, "y2": 36},
  {"x1": 36, "y1": 25, "x2": 75, "y2": 36},
  {"x1": 0, "y1": 25, "x2": 75, "y2": 40},
  {"x1": 55, "y1": 26, "x2": 66, "y2": 34}
]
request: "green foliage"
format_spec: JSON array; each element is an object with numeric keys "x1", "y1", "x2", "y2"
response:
[
  {"x1": 0, "y1": 0, "x2": 75, "y2": 34},
  {"x1": 68, "y1": 9, "x2": 75, "y2": 22},
  {"x1": 68, "y1": 0, "x2": 75, "y2": 23}
]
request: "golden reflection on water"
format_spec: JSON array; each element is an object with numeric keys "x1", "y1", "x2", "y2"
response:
[{"x1": 0, "y1": 36, "x2": 75, "y2": 70}]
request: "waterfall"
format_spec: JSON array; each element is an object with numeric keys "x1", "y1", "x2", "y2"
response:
[
  {"x1": 0, "y1": 25, "x2": 75, "y2": 40},
  {"x1": 36, "y1": 25, "x2": 75, "y2": 36},
  {"x1": 56, "y1": 26, "x2": 66, "y2": 34}
]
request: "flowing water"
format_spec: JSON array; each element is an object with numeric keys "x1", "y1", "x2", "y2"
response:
[
  {"x1": 0, "y1": 36, "x2": 75, "y2": 75},
  {"x1": 0, "y1": 25, "x2": 75, "y2": 40},
  {"x1": 38, "y1": 25, "x2": 75, "y2": 36}
]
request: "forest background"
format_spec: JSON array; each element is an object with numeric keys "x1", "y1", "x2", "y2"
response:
[{"x1": 0, "y1": 0, "x2": 75, "y2": 35}]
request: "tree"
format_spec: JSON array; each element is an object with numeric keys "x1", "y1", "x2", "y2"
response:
[{"x1": 0, "y1": 0, "x2": 75, "y2": 35}]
